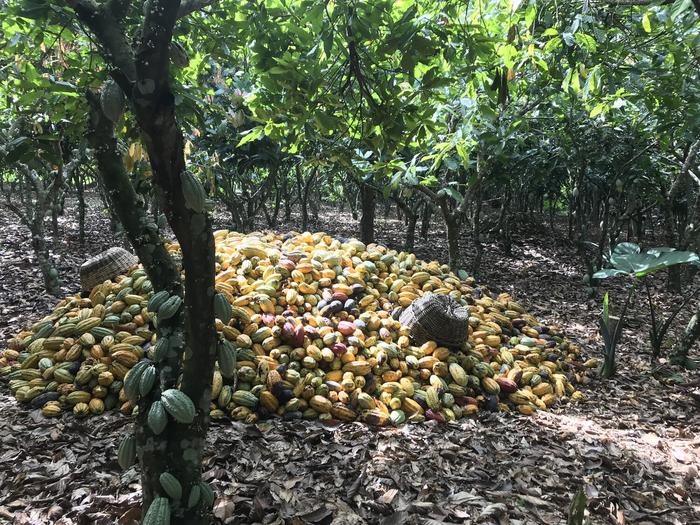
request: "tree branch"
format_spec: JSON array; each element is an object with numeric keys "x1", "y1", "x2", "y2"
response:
[
  {"x1": 85, "y1": 90, "x2": 180, "y2": 291},
  {"x1": 64, "y1": 0, "x2": 137, "y2": 83},
  {"x1": 134, "y1": 0, "x2": 181, "y2": 104},
  {"x1": 177, "y1": 0, "x2": 216, "y2": 18},
  {"x1": 412, "y1": 183, "x2": 440, "y2": 203},
  {"x1": 105, "y1": 0, "x2": 132, "y2": 20}
]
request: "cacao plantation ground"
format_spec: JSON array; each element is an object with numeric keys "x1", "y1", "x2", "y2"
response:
[{"x1": 0, "y1": 196, "x2": 698, "y2": 525}]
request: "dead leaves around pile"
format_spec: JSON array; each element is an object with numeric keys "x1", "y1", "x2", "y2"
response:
[{"x1": 0, "y1": 391, "x2": 697, "y2": 525}]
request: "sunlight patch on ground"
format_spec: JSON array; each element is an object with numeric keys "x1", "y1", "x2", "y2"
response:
[{"x1": 537, "y1": 411, "x2": 699, "y2": 479}]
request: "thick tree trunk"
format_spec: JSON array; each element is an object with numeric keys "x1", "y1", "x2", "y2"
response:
[
  {"x1": 359, "y1": 182, "x2": 376, "y2": 244},
  {"x1": 87, "y1": 75, "x2": 217, "y2": 525}
]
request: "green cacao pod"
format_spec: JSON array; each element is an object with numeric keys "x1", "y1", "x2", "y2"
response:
[
  {"x1": 66, "y1": 390, "x2": 91, "y2": 406},
  {"x1": 147, "y1": 291, "x2": 170, "y2": 313},
  {"x1": 198, "y1": 481, "x2": 215, "y2": 508},
  {"x1": 148, "y1": 400, "x2": 168, "y2": 435},
  {"x1": 161, "y1": 389, "x2": 195, "y2": 424},
  {"x1": 143, "y1": 497, "x2": 170, "y2": 525},
  {"x1": 214, "y1": 293, "x2": 232, "y2": 324},
  {"x1": 448, "y1": 363, "x2": 468, "y2": 386},
  {"x1": 118, "y1": 435, "x2": 137, "y2": 470},
  {"x1": 153, "y1": 336, "x2": 170, "y2": 362},
  {"x1": 100, "y1": 80, "x2": 126, "y2": 122},
  {"x1": 231, "y1": 390, "x2": 258, "y2": 409},
  {"x1": 169, "y1": 41, "x2": 189, "y2": 67},
  {"x1": 90, "y1": 326, "x2": 114, "y2": 341},
  {"x1": 390, "y1": 409, "x2": 406, "y2": 426},
  {"x1": 217, "y1": 385, "x2": 232, "y2": 408},
  {"x1": 158, "y1": 296, "x2": 183, "y2": 321},
  {"x1": 426, "y1": 386, "x2": 441, "y2": 411},
  {"x1": 180, "y1": 171, "x2": 207, "y2": 213},
  {"x1": 139, "y1": 365, "x2": 157, "y2": 397},
  {"x1": 159, "y1": 472, "x2": 182, "y2": 500},
  {"x1": 187, "y1": 484, "x2": 201, "y2": 509},
  {"x1": 217, "y1": 340, "x2": 236, "y2": 378},
  {"x1": 123, "y1": 360, "x2": 152, "y2": 402}
]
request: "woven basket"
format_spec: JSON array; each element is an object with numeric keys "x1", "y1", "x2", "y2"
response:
[
  {"x1": 80, "y1": 247, "x2": 139, "y2": 292},
  {"x1": 399, "y1": 293, "x2": 469, "y2": 347}
]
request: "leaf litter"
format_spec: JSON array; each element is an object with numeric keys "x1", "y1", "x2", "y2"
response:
[{"x1": 0, "y1": 198, "x2": 698, "y2": 524}]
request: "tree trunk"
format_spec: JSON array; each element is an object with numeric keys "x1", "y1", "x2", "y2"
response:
[
  {"x1": 283, "y1": 175, "x2": 292, "y2": 221},
  {"x1": 31, "y1": 223, "x2": 59, "y2": 295},
  {"x1": 405, "y1": 212, "x2": 417, "y2": 252},
  {"x1": 296, "y1": 165, "x2": 309, "y2": 231},
  {"x1": 75, "y1": 172, "x2": 87, "y2": 247},
  {"x1": 51, "y1": 204, "x2": 60, "y2": 243},
  {"x1": 497, "y1": 192, "x2": 512, "y2": 256},
  {"x1": 446, "y1": 217, "x2": 460, "y2": 269},
  {"x1": 420, "y1": 201, "x2": 432, "y2": 240},
  {"x1": 472, "y1": 154, "x2": 485, "y2": 277},
  {"x1": 662, "y1": 200, "x2": 682, "y2": 292},
  {"x1": 393, "y1": 198, "x2": 417, "y2": 252},
  {"x1": 596, "y1": 199, "x2": 610, "y2": 271},
  {"x1": 359, "y1": 182, "x2": 376, "y2": 244}
]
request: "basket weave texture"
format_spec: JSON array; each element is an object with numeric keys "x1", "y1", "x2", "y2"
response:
[
  {"x1": 80, "y1": 247, "x2": 139, "y2": 292},
  {"x1": 399, "y1": 293, "x2": 469, "y2": 347}
]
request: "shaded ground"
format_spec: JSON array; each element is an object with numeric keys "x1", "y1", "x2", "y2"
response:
[{"x1": 0, "y1": 196, "x2": 698, "y2": 525}]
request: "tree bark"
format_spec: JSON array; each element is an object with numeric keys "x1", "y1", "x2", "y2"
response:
[
  {"x1": 359, "y1": 182, "x2": 376, "y2": 244},
  {"x1": 392, "y1": 197, "x2": 417, "y2": 252},
  {"x1": 73, "y1": 0, "x2": 219, "y2": 521},
  {"x1": 445, "y1": 216, "x2": 460, "y2": 270},
  {"x1": 31, "y1": 224, "x2": 59, "y2": 295},
  {"x1": 74, "y1": 171, "x2": 87, "y2": 247},
  {"x1": 296, "y1": 164, "x2": 309, "y2": 231},
  {"x1": 420, "y1": 201, "x2": 432, "y2": 240},
  {"x1": 472, "y1": 152, "x2": 485, "y2": 277}
]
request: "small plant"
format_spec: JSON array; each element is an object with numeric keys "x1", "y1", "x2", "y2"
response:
[
  {"x1": 594, "y1": 243, "x2": 700, "y2": 373},
  {"x1": 567, "y1": 487, "x2": 587, "y2": 525},
  {"x1": 599, "y1": 291, "x2": 631, "y2": 378}
]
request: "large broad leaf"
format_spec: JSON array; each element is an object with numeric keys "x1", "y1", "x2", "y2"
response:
[
  {"x1": 633, "y1": 250, "x2": 700, "y2": 276},
  {"x1": 3, "y1": 136, "x2": 31, "y2": 163},
  {"x1": 613, "y1": 242, "x2": 641, "y2": 256},
  {"x1": 598, "y1": 243, "x2": 699, "y2": 278},
  {"x1": 593, "y1": 268, "x2": 629, "y2": 279}
]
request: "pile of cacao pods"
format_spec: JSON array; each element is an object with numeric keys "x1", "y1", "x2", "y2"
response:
[{"x1": 0, "y1": 231, "x2": 594, "y2": 425}]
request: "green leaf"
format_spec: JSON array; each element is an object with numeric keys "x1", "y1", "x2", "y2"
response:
[
  {"x1": 603, "y1": 292, "x2": 610, "y2": 326},
  {"x1": 236, "y1": 127, "x2": 264, "y2": 147},
  {"x1": 567, "y1": 488, "x2": 587, "y2": 525},
  {"x1": 642, "y1": 12, "x2": 652, "y2": 33},
  {"x1": 613, "y1": 243, "x2": 641, "y2": 256},
  {"x1": 593, "y1": 269, "x2": 629, "y2": 279},
  {"x1": 590, "y1": 103, "x2": 605, "y2": 118}
]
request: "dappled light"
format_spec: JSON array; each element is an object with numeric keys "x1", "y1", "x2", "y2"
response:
[{"x1": 1, "y1": 0, "x2": 699, "y2": 523}]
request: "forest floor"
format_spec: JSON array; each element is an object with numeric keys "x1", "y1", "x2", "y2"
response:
[{"x1": 0, "y1": 196, "x2": 698, "y2": 525}]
